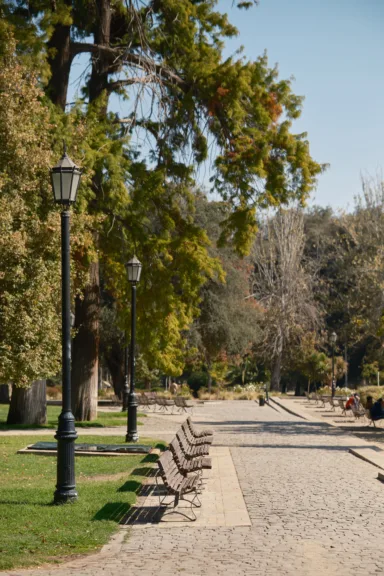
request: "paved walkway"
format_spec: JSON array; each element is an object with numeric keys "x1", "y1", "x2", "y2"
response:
[{"x1": 5, "y1": 401, "x2": 384, "y2": 576}]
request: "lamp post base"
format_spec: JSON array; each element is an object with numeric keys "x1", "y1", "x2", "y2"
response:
[
  {"x1": 54, "y1": 488, "x2": 78, "y2": 504},
  {"x1": 126, "y1": 393, "x2": 139, "y2": 443},
  {"x1": 54, "y1": 410, "x2": 78, "y2": 504},
  {"x1": 126, "y1": 431, "x2": 139, "y2": 443}
]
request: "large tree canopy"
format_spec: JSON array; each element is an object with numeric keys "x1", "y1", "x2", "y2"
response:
[{"x1": 1, "y1": 0, "x2": 323, "y2": 417}]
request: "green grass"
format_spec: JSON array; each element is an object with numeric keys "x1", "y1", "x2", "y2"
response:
[
  {"x1": 0, "y1": 405, "x2": 146, "y2": 430},
  {"x1": 0, "y1": 434, "x2": 166, "y2": 571}
]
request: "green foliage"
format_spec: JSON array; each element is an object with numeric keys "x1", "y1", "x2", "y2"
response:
[
  {"x1": 187, "y1": 371, "x2": 210, "y2": 394},
  {"x1": 0, "y1": 27, "x2": 61, "y2": 386},
  {"x1": 358, "y1": 386, "x2": 384, "y2": 406},
  {"x1": 0, "y1": 405, "x2": 144, "y2": 430}
]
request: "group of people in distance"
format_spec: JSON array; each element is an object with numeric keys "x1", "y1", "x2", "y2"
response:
[
  {"x1": 365, "y1": 395, "x2": 384, "y2": 422},
  {"x1": 345, "y1": 392, "x2": 384, "y2": 422}
]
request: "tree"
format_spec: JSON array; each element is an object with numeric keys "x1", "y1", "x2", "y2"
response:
[
  {"x1": 191, "y1": 197, "x2": 262, "y2": 392},
  {"x1": 4, "y1": 0, "x2": 323, "y2": 418},
  {"x1": 0, "y1": 26, "x2": 61, "y2": 424},
  {"x1": 0, "y1": 23, "x2": 94, "y2": 423},
  {"x1": 251, "y1": 209, "x2": 321, "y2": 390},
  {"x1": 7, "y1": 381, "x2": 47, "y2": 426}
]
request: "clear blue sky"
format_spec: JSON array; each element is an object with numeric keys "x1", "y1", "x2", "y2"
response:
[{"x1": 219, "y1": 0, "x2": 384, "y2": 210}]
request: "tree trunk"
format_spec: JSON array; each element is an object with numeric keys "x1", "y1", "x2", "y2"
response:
[
  {"x1": 104, "y1": 340, "x2": 125, "y2": 398},
  {"x1": 70, "y1": 0, "x2": 112, "y2": 422},
  {"x1": 0, "y1": 384, "x2": 10, "y2": 404},
  {"x1": 207, "y1": 373, "x2": 212, "y2": 394},
  {"x1": 72, "y1": 262, "x2": 99, "y2": 421},
  {"x1": 88, "y1": 0, "x2": 112, "y2": 110},
  {"x1": 270, "y1": 355, "x2": 282, "y2": 391},
  {"x1": 46, "y1": 11, "x2": 73, "y2": 109},
  {"x1": 7, "y1": 381, "x2": 47, "y2": 425},
  {"x1": 307, "y1": 378, "x2": 311, "y2": 396}
]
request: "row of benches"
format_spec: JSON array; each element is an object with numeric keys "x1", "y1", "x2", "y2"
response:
[
  {"x1": 306, "y1": 392, "x2": 375, "y2": 424},
  {"x1": 138, "y1": 394, "x2": 194, "y2": 414},
  {"x1": 156, "y1": 416, "x2": 213, "y2": 521}
]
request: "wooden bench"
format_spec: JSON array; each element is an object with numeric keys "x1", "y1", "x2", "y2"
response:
[
  {"x1": 176, "y1": 428, "x2": 210, "y2": 459},
  {"x1": 186, "y1": 416, "x2": 213, "y2": 439},
  {"x1": 181, "y1": 421, "x2": 213, "y2": 447},
  {"x1": 156, "y1": 396, "x2": 175, "y2": 413},
  {"x1": 156, "y1": 450, "x2": 202, "y2": 521},
  {"x1": 169, "y1": 437, "x2": 212, "y2": 475},
  {"x1": 337, "y1": 398, "x2": 347, "y2": 415},
  {"x1": 174, "y1": 396, "x2": 194, "y2": 413},
  {"x1": 351, "y1": 403, "x2": 366, "y2": 420}
]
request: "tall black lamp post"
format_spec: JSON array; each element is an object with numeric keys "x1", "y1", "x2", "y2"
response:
[
  {"x1": 125, "y1": 256, "x2": 142, "y2": 442},
  {"x1": 330, "y1": 331, "x2": 337, "y2": 398},
  {"x1": 50, "y1": 144, "x2": 82, "y2": 503}
]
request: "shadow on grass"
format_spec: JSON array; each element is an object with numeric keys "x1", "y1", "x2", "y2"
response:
[
  {"x1": 93, "y1": 502, "x2": 132, "y2": 522},
  {"x1": 0, "y1": 500, "x2": 55, "y2": 507},
  {"x1": 142, "y1": 453, "x2": 160, "y2": 464},
  {"x1": 117, "y1": 480, "x2": 142, "y2": 494},
  {"x1": 130, "y1": 467, "x2": 157, "y2": 477},
  {"x1": 0, "y1": 423, "x2": 55, "y2": 431}
]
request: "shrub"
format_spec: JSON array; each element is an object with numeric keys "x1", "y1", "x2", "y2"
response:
[
  {"x1": 187, "y1": 372, "x2": 210, "y2": 395},
  {"x1": 357, "y1": 386, "x2": 384, "y2": 406},
  {"x1": 176, "y1": 384, "x2": 192, "y2": 398},
  {"x1": 46, "y1": 385, "x2": 62, "y2": 400}
]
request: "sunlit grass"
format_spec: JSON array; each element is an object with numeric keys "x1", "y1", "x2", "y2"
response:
[
  {"x1": 0, "y1": 434, "x2": 165, "y2": 570},
  {"x1": 0, "y1": 405, "x2": 146, "y2": 430}
]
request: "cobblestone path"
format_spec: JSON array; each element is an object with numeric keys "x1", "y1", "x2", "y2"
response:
[{"x1": 6, "y1": 402, "x2": 384, "y2": 576}]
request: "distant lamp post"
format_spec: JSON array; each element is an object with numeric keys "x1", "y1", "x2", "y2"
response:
[
  {"x1": 125, "y1": 256, "x2": 142, "y2": 442},
  {"x1": 330, "y1": 331, "x2": 337, "y2": 398},
  {"x1": 122, "y1": 344, "x2": 129, "y2": 412},
  {"x1": 50, "y1": 143, "x2": 82, "y2": 503}
]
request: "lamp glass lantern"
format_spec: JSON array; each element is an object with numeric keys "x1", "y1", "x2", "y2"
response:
[
  {"x1": 50, "y1": 147, "x2": 82, "y2": 205},
  {"x1": 330, "y1": 332, "x2": 337, "y2": 346},
  {"x1": 126, "y1": 256, "x2": 142, "y2": 284}
]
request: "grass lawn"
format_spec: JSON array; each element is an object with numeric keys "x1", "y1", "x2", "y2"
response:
[
  {"x1": 0, "y1": 405, "x2": 146, "y2": 430},
  {"x1": 0, "y1": 434, "x2": 165, "y2": 571}
]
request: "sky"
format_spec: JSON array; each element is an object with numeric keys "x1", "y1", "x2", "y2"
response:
[
  {"x1": 68, "y1": 0, "x2": 384, "y2": 211},
  {"x1": 218, "y1": 0, "x2": 384, "y2": 210}
]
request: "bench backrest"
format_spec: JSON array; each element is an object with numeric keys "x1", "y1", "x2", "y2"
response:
[
  {"x1": 169, "y1": 437, "x2": 185, "y2": 467},
  {"x1": 176, "y1": 429, "x2": 193, "y2": 456},
  {"x1": 158, "y1": 450, "x2": 183, "y2": 490}
]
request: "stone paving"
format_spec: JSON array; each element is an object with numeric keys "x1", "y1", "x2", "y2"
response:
[{"x1": 5, "y1": 401, "x2": 384, "y2": 576}]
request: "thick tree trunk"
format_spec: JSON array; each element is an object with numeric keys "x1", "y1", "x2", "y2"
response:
[
  {"x1": 72, "y1": 262, "x2": 99, "y2": 421},
  {"x1": 88, "y1": 0, "x2": 112, "y2": 110},
  {"x1": 0, "y1": 384, "x2": 10, "y2": 404},
  {"x1": 46, "y1": 17, "x2": 73, "y2": 109},
  {"x1": 70, "y1": 0, "x2": 112, "y2": 421},
  {"x1": 7, "y1": 381, "x2": 47, "y2": 425},
  {"x1": 270, "y1": 355, "x2": 282, "y2": 391}
]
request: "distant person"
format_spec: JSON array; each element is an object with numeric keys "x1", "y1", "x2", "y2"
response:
[
  {"x1": 370, "y1": 397, "x2": 384, "y2": 422},
  {"x1": 366, "y1": 395, "x2": 374, "y2": 412},
  {"x1": 345, "y1": 393, "x2": 360, "y2": 411},
  {"x1": 170, "y1": 382, "x2": 179, "y2": 395}
]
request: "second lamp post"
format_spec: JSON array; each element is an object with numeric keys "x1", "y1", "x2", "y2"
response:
[
  {"x1": 331, "y1": 331, "x2": 337, "y2": 398},
  {"x1": 125, "y1": 256, "x2": 142, "y2": 442}
]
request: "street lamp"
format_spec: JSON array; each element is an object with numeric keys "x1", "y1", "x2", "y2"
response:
[
  {"x1": 125, "y1": 256, "x2": 142, "y2": 442},
  {"x1": 50, "y1": 143, "x2": 82, "y2": 503},
  {"x1": 330, "y1": 331, "x2": 337, "y2": 398}
]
